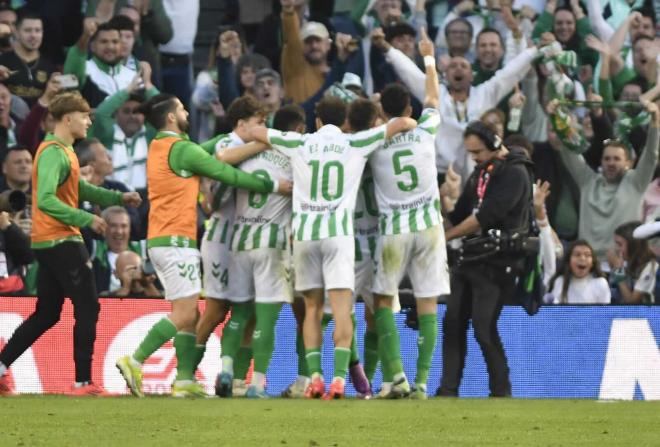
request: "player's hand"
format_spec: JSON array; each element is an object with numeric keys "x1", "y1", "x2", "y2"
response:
[
  {"x1": 122, "y1": 192, "x2": 143, "y2": 208},
  {"x1": 371, "y1": 28, "x2": 390, "y2": 52},
  {"x1": 277, "y1": 180, "x2": 293, "y2": 196},
  {"x1": 418, "y1": 27, "x2": 434, "y2": 58},
  {"x1": 627, "y1": 11, "x2": 643, "y2": 27},
  {"x1": 90, "y1": 215, "x2": 107, "y2": 235},
  {"x1": 539, "y1": 32, "x2": 556, "y2": 47}
]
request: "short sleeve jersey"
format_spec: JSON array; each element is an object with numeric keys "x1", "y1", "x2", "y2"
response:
[
  {"x1": 206, "y1": 132, "x2": 243, "y2": 244},
  {"x1": 230, "y1": 149, "x2": 293, "y2": 252},
  {"x1": 369, "y1": 108, "x2": 442, "y2": 235},
  {"x1": 267, "y1": 124, "x2": 386, "y2": 241}
]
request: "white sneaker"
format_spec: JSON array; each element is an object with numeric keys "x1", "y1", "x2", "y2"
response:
[{"x1": 233, "y1": 379, "x2": 248, "y2": 397}]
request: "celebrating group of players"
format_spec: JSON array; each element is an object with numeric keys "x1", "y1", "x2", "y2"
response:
[{"x1": 113, "y1": 30, "x2": 449, "y2": 400}]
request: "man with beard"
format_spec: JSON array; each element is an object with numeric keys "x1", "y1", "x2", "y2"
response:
[
  {"x1": 115, "y1": 93, "x2": 291, "y2": 398},
  {"x1": 0, "y1": 11, "x2": 57, "y2": 107},
  {"x1": 63, "y1": 18, "x2": 137, "y2": 107},
  {"x1": 555, "y1": 99, "x2": 659, "y2": 262},
  {"x1": 382, "y1": 36, "x2": 542, "y2": 183},
  {"x1": 439, "y1": 121, "x2": 533, "y2": 398}
]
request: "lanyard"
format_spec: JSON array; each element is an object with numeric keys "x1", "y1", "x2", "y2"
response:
[{"x1": 476, "y1": 167, "x2": 491, "y2": 206}]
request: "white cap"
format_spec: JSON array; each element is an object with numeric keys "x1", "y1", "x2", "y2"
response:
[
  {"x1": 341, "y1": 72, "x2": 362, "y2": 89},
  {"x1": 300, "y1": 21, "x2": 329, "y2": 41}
]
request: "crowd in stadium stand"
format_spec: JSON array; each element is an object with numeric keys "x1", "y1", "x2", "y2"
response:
[{"x1": 0, "y1": 0, "x2": 659, "y2": 305}]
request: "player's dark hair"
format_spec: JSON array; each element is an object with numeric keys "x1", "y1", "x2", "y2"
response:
[
  {"x1": 137, "y1": 93, "x2": 178, "y2": 129},
  {"x1": 227, "y1": 96, "x2": 265, "y2": 129},
  {"x1": 348, "y1": 99, "x2": 378, "y2": 132},
  {"x1": 315, "y1": 96, "x2": 346, "y2": 127},
  {"x1": 273, "y1": 104, "x2": 305, "y2": 132},
  {"x1": 504, "y1": 134, "x2": 533, "y2": 158},
  {"x1": 380, "y1": 83, "x2": 410, "y2": 118}
]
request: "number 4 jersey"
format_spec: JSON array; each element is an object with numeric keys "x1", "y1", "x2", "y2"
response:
[
  {"x1": 369, "y1": 108, "x2": 442, "y2": 235},
  {"x1": 266, "y1": 124, "x2": 387, "y2": 241},
  {"x1": 230, "y1": 149, "x2": 293, "y2": 251}
]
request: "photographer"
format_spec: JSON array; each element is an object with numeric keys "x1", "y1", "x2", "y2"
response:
[
  {"x1": 438, "y1": 121, "x2": 533, "y2": 398},
  {"x1": 0, "y1": 210, "x2": 33, "y2": 294},
  {"x1": 103, "y1": 250, "x2": 160, "y2": 298}
]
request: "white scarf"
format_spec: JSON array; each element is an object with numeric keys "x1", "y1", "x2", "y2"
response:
[{"x1": 109, "y1": 124, "x2": 149, "y2": 190}]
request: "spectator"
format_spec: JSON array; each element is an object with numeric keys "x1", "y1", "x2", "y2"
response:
[
  {"x1": 191, "y1": 30, "x2": 227, "y2": 142},
  {"x1": 16, "y1": 71, "x2": 60, "y2": 154},
  {"x1": 370, "y1": 23, "x2": 423, "y2": 117},
  {"x1": 254, "y1": 68, "x2": 285, "y2": 127},
  {"x1": 437, "y1": 17, "x2": 474, "y2": 61},
  {"x1": 280, "y1": 0, "x2": 332, "y2": 104},
  {"x1": 551, "y1": 100, "x2": 659, "y2": 261},
  {"x1": 0, "y1": 6, "x2": 16, "y2": 54},
  {"x1": 91, "y1": 206, "x2": 144, "y2": 295},
  {"x1": 0, "y1": 11, "x2": 57, "y2": 108},
  {"x1": 75, "y1": 138, "x2": 143, "y2": 240},
  {"x1": 158, "y1": 0, "x2": 199, "y2": 108},
  {"x1": 108, "y1": 14, "x2": 139, "y2": 72},
  {"x1": 64, "y1": 19, "x2": 137, "y2": 107},
  {"x1": 532, "y1": 0, "x2": 599, "y2": 68},
  {"x1": 1, "y1": 145, "x2": 31, "y2": 195},
  {"x1": 102, "y1": 250, "x2": 160, "y2": 297},
  {"x1": 87, "y1": 63, "x2": 159, "y2": 193},
  {"x1": 0, "y1": 83, "x2": 18, "y2": 152},
  {"x1": 473, "y1": 28, "x2": 505, "y2": 85},
  {"x1": 215, "y1": 30, "x2": 271, "y2": 110},
  {"x1": 106, "y1": 250, "x2": 160, "y2": 297},
  {"x1": 0, "y1": 210, "x2": 33, "y2": 294},
  {"x1": 87, "y1": 0, "x2": 173, "y2": 89},
  {"x1": 382, "y1": 33, "x2": 543, "y2": 182},
  {"x1": 608, "y1": 221, "x2": 658, "y2": 304},
  {"x1": 546, "y1": 240, "x2": 610, "y2": 304}
]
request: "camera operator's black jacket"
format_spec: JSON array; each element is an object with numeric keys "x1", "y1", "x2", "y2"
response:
[{"x1": 449, "y1": 149, "x2": 533, "y2": 265}]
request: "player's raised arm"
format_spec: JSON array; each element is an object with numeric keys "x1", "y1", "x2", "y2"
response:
[
  {"x1": 385, "y1": 117, "x2": 417, "y2": 140},
  {"x1": 216, "y1": 141, "x2": 269, "y2": 165},
  {"x1": 418, "y1": 27, "x2": 439, "y2": 110}
]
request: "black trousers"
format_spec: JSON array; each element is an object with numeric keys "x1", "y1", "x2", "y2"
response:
[
  {"x1": 0, "y1": 242, "x2": 99, "y2": 383},
  {"x1": 439, "y1": 262, "x2": 513, "y2": 397}
]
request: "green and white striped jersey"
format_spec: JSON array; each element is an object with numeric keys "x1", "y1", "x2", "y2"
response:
[
  {"x1": 369, "y1": 108, "x2": 442, "y2": 235},
  {"x1": 267, "y1": 124, "x2": 387, "y2": 241},
  {"x1": 229, "y1": 149, "x2": 293, "y2": 251},
  {"x1": 204, "y1": 132, "x2": 242, "y2": 244},
  {"x1": 354, "y1": 167, "x2": 379, "y2": 262}
]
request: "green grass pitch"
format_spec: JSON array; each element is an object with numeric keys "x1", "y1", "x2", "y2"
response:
[{"x1": 1, "y1": 396, "x2": 659, "y2": 446}]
